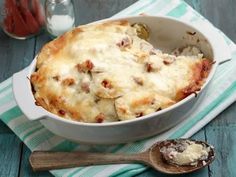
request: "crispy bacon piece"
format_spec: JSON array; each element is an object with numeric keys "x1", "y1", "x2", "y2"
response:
[
  {"x1": 58, "y1": 110, "x2": 65, "y2": 116},
  {"x1": 146, "y1": 63, "x2": 153, "y2": 72},
  {"x1": 76, "y1": 60, "x2": 94, "y2": 72},
  {"x1": 95, "y1": 113, "x2": 105, "y2": 123},
  {"x1": 85, "y1": 60, "x2": 94, "y2": 70},
  {"x1": 101, "y1": 79, "x2": 112, "y2": 89}
]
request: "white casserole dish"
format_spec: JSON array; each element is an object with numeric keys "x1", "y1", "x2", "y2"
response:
[{"x1": 12, "y1": 16, "x2": 231, "y2": 144}]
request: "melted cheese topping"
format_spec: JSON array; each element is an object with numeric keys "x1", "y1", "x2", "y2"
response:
[{"x1": 31, "y1": 20, "x2": 212, "y2": 123}]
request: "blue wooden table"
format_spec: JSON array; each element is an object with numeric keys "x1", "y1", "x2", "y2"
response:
[{"x1": 0, "y1": 0, "x2": 236, "y2": 176}]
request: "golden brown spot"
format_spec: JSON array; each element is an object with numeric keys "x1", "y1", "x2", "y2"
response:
[
  {"x1": 81, "y1": 82, "x2": 90, "y2": 93},
  {"x1": 131, "y1": 97, "x2": 153, "y2": 108},
  {"x1": 118, "y1": 107, "x2": 127, "y2": 114},
  {"x1": 52, "y1": 75, "x2": 60, "y2": 81},
  {"x1": 176, "y1": 83, "x2": 201, "y2": 101},
  {"x1": 62, "y1": 78, "x2": 75, "y2": 86},
  {"x1": 76, "y1": 60, "x2": 94, "y2": 72},
  {"x1": 30, "y1": 73, "x2": 39, "y2": 82}
]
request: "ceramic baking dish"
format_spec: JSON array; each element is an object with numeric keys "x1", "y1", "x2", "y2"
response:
[{"x1": 12, "y1": 16, "x2": 231, "y2": 144}]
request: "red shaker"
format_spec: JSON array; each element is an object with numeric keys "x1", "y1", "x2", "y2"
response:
[{"x1": 1, "y1": 0, "x2": 45, "y2": 39}]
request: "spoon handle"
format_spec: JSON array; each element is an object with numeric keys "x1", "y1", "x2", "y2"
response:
[{"x1": 30, "y1": 151, "x2": 149, "y2": 171}]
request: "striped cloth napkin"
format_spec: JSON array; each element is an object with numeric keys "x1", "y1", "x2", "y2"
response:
[{"x1": 1, "y1": 0, "x2": 236, "y2": 176}]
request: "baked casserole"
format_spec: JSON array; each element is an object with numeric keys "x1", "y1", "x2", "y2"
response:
[{"x1": 30, "y1": 20, "x2": 213, "y2": 123}]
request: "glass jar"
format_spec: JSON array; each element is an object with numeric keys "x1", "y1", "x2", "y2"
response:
[
  {"x1": 0, "y1": 0, "x2": 45, "y2": 40},
  {"x1": 44, "y1": 0, "x2": 75, "y2": 37}
]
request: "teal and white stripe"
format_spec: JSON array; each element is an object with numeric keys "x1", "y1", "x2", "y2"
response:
[{"x1": 1, "y1": 0, "x2": 236, "y2": 176}]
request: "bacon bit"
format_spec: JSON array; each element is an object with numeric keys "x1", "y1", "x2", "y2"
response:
[
  {"x1": 116, "y1": 37, "x2": 131, "y2": 48},
  {"x1": 76, "y1": 60, "x2": 94, "y2": 72},
  {"x1": 135, "y1": 112, "x2": 144, "y2": 118},
  {"x1": 146, "y1": 63, "x2": 153, "y2": 72},
  {"x1": 62, "y1": 78, "x2": 75, "y2": 86},
  {"x1": 95, "y1": 113, "x2": 105, "y2": 123},
  {"x1": 81, "y1": 82, "x2": 90, "y2": 93},
  {"x1": 85, "y1": 60, "x2": 94, "y2": 70},
  {"x1": 101, "y1": 79, "x2": 112, "y2": 89},
  {"x1": 52, "y1": 75, "x2": 60, "y2": 81},
  {"x1": 58, "y1": 109, "x2": 65, "y2": 115},
  {"x1": 76, "y1": 63, "x2": 83, "y2": 72},
  {"x1": 133, "y1": 77, "x2": 143, "y2": 86},
  {"x1": 187, "y1": 31, "x2": 196, "y2": 35}
]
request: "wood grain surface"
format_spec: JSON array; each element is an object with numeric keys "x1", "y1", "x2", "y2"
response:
[{"x1": 0, "y1": 0, "x2": 235, "y2": 177}]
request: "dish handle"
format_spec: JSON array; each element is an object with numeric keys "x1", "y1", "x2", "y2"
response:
[{"x1": 12, "y1": 67, "x2": 46, "y2": 121}]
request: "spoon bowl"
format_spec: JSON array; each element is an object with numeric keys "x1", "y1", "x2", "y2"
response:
[
  {"x1": 148, "y1": 139, "x2": 215, "y2": 174},
  {"x1": 30, "y1": 139, "x2": 215, "y2": 174}
]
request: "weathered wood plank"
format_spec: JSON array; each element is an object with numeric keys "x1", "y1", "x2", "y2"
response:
[
  {"x1": 0, "y1": 120, "x2": 12, "y2": 133},
  {"x1": 72, "y1": 0, "x2": 138, "y2": 25},
  {"x1": 204, "y1": 102, "x2": 236, "y2": 177},
  {"x1": 207, "y1": 102, "x2": 236, "y2": 127},
  {"x1": 205, "y1": 126, "x2": 236, "y2": 177},
  {"x1": 0, "y1": 30, "x2": 36, "y2": 82},
  {"x1": 0, "y1": 134, "x2": 22, "y2": 177},
  {"x1": 185, "y1": 0, "x2": 236, "y2": 43},
  {"x1": 19, "y1": 145, "x2": 53, "y2": 177},
  {"x1": 137, "y1": 129, "x2": 209, "y2": 177}
]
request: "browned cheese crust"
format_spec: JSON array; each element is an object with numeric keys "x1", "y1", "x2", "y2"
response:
[{"x1": 30, "y1": 20, "x2": 213, "y2": 123}]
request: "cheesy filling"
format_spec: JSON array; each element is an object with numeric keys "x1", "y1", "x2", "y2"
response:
[
  {"x1": 160, "y1": 140, "x2": 210, "y2": 166},
  {"x1": 31, "y1": 20, "x2": 212, "y2": 123}
]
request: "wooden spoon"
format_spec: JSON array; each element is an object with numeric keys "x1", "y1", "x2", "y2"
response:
[{"x1": 29, "y1": 139, "x2": 215, "y2": 174}]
